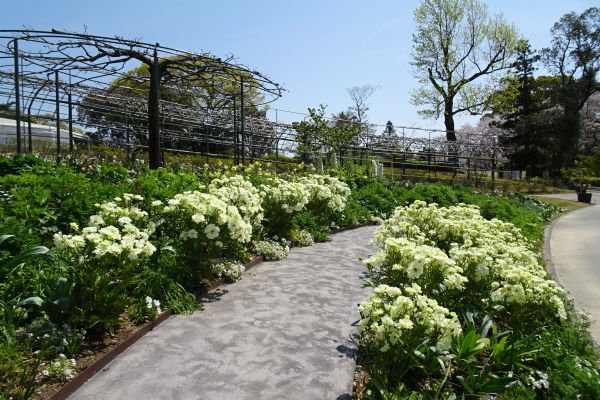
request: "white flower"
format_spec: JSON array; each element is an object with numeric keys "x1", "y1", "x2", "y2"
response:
[
  {"x1": 117, "y1": 216, "x2": 132, "y2": 225},
  {"x1": 191, "y1": 213, "x2": 205, "y2": 223},
  {"x1": 406, "y1": 260, "x2": 424, "y2": 279},
  {"x1": 204, "y1": 224, "x2": 220, "y2": 240}
]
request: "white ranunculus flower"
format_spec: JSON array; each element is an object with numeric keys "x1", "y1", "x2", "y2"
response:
[{"x1": 204, "y1": 224, "x2": 220, "y2": 240}]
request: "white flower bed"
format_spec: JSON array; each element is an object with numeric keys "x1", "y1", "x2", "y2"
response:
[
  {"x1": 162, "y1": 190, "x2": 252, "y2": 243},
  {"x1": 253, "y1": 239, "x2": 290, "y2": 261},
  {"x1": 52, "y1": 172, "x2": 351, "y2": 287},
  {"x1": 360, "y1": 201, "x2": 567, "y2": 358},
  {"x1": 208, "y1": 175, "x2": 264, "y2": 225},
  {"x1": 53, "y1": 194, "x2": 157, "y2": 264},
  {"x1": 359, "y1": 283, "x2": 462, "y2": 353}
]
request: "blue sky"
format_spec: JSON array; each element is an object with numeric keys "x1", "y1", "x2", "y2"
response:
[{"x1": 2, "y1": 0, "x2": 597, "y2": 131}]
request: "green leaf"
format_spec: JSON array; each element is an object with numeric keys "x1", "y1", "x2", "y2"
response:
[
  {"x1": 478, "y1": 377, "x2": 518, "y2": 394},
  {"x1": 479, "y1": 315, "x2": 493, "y2": 338},
  {"x1": 16, "y1": 297, "x2": 44, "y2": 308},
  {"x1": 2, "y1": 246, "x2": 49, "y2": 271},
  {"x1": 0, "y1": 234, "x2": 14, "y2": 247}
]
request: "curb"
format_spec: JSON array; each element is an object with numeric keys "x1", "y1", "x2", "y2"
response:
[
  {"x1": 50, "y1": 309, "x2": 173, "y2": 400},
  {"x1": 542, "y1": 215, "x2": 560, "y2": 282}
]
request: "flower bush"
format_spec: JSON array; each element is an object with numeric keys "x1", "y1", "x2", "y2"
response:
[
  {"x1": 253, "y1": 239, "x2": 290, "y2": 261},
  {"x1": 159, "y1": 190, "x2": 252, "y2": 281},
  {"x1": 39, "y1": 354, "x2": 77, "y2": 382},
  {"x1": 359, "y1": 283, "x2": 462, "y2": 353},
  {"x1": 208, "y1": 175, "x2": 264, "y2": 226},
  {"x1": 298, "y1": 174, "x2": 351, "y2": 216},
  {"x1": 260, "y1": 178, "x2": 310, "y2": 238},
  {"x1": 367, "y1": 201, "x2": 567, "y2": 324},
  {"x1": 53, "y1": 193, "x2": 156, "y2": 262},
  {"x1": 358, "y1": 200, "x2": 592, "y2": 399},
  {"x1": 210, "y1": 260, "x2": 246, "y2": 282},
  {"x1": 291, "y1": 229, "x2": 314, "y2": 247},
  {"x1": 259, "y1": 174, "x2": 350, "y2": 238},
  {"x1": 51, "y1": 194, "x2": 157, "y2": 332}
]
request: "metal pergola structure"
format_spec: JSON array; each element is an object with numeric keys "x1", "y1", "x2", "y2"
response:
[
  {"x1": 0, "y1": 29, "x2": 510, "y2": 180},
  {"x1": 0, "y1": 29, "x2": 283, "y2": 168}
]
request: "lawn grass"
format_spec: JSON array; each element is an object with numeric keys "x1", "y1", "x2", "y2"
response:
[{"x1": 532, "y1": 195, "x2": 592, "y2": 213}]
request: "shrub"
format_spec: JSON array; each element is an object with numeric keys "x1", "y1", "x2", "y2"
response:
[
  {"x1": 359, "y1": 284, "x2": 461, "y2": 384},
  {"x1": 208, "y1": 175, "x2": 263, "y2": 225},
  {"x1": 210, "y1": 260, "x2": 245, "y2": 282},
  {"x1": 253, "y1": 240, "x2": 289, "y2": 261},
  {"x1": 367, "y1": 201, "x2": 567, "y2": 326},
  {"x1": 51, "y1": 194, "x2": 156, "y2": 333},
  {"x1": 290, "y1": 229, "x2": 314, "y2": 247},
  {"x1": 159, "y1": 191, "x2": 252, "y2": 282}
]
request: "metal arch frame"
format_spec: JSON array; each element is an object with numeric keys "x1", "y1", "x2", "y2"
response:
[{"x1": 1, "y1": 29, "x2": 283, "y2": 168}]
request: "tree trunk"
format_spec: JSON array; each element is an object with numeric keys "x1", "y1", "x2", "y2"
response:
[
  {"x1": 148, "y1": 53, "x2": 161, "y2": 169},
  {"x1": 444, "y1": 103, "x2": 458, "y2": 170},
  {"x1": 444, "y1": 105, "x2": 457, "y2": 141}
]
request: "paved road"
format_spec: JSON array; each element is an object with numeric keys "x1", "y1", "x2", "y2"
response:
[
  {"x1": 69, "y1": 226, "x2": 378, "y2": 400},
  {"x1": 536, "y1": 191, "x2": 597, "y2": 204},
  {"x1": 548, "y1": 205, "x2": 600, "y2": 343}
]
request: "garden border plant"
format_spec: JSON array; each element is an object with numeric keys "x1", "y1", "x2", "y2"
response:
[
  {"x1": 0, "y1": 155, "x2": 358, "y2": 398},
  {"x1": 1, "y1": 154, "x2": 598, "y2": 399},
  {"x1": 354, "y1": 200, "x2": 600, "y2": 399}
]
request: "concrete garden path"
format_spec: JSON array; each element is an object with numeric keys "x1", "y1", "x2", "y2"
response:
[
  {"x1": 69, "y1": 226, "x2": 378, "y2": 400},
  {"x1": 547, "y1": 205, "x2": 600, "y2": 344}
]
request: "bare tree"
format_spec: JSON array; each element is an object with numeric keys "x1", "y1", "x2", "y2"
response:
[
  {"x1": 346, "y1": 84, "x2": 377, "y2": 139},
  {"x1": 347, "y1": 84, "x2": 376, "y2": 123}
]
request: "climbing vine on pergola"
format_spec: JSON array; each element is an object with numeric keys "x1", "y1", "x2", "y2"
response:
[{"x1": 0, "y1": 29, "x2": 283, "y2": 168}]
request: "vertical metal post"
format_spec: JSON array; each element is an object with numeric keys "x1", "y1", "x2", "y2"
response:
[
  {"x1": 148, "y1": 45, "x2": 161, "y2": 169},
  {"x1": 68, "y1": 91, "x2": 73, "y2": 154},
  {"x1": 232, "y1": 94, "x2": 238, "y2": 165},
  {"x1": 275, "y1": 109, "x2": 279, "y2": 162},
  {"x1": 466, "y1": 143, "x2": 471, "y2": 180},
  {"x1": 55, "y1": 70, "x2": 61, "y2": 161},
  {"x1": 427, "y1": 131, "x2": 431, "y2": 178},
  {"x1": 402, "y1": 129, "x2": 406, "y2": 178},
  {"x1": 240, "y1": 77, "x2": 245, "y2": 165},
  {"x1": 491, "y1": 136, "x2": 496, "y2": 182},
  {"x1": 27, "y1": 115, "x2": 32, "y2": 153},
  {"x1": 126, "y1": 114, "x2": 131, "y2": 163},
  {"x1": 13, "y1": 39, "x2": 22, "y2": 154},
  {"x1": 205, "y1": 107, "x2": 210, "y2": 163}
]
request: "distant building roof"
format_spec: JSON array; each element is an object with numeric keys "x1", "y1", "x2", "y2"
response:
[{"x1": 0, "y1": 117, "x2": 88, "y2": 144}]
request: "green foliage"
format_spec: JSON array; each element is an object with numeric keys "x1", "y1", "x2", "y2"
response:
[
  {"x1": 0, "y1": 154, "x2": 49, "y2": 176},
  {"x1": 411, "y1": 0, "x2": 518, "y2": 136},
  {"x1": 132, "y1": 265, "x2": 199, "y2": 315},
  {"x1": 291, "y1": 212, "x2": 329, "y2": 242},
  {"x1": 0, "y1": 153, "x2": 593, "y2": 399},
  {"x1": 0, "y1": 166, "x2": 125, "y2": 245},
  {"x1": 17, "y1": 277, "x2": 80, "y2": 326},
  {"x1": 133, "y1": 168, "x2": 203, "y2": 202},
  {"x1": 291, "y1": 105, "x2": 360, "y2": 163}
]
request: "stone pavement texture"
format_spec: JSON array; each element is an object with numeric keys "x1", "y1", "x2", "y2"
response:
[
  {"x1": 69, "y1": 226, "x2": 378, "y2": 400},
  {"x1": 548, "y1": 205, "x2": 600, "y2": 344}
]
